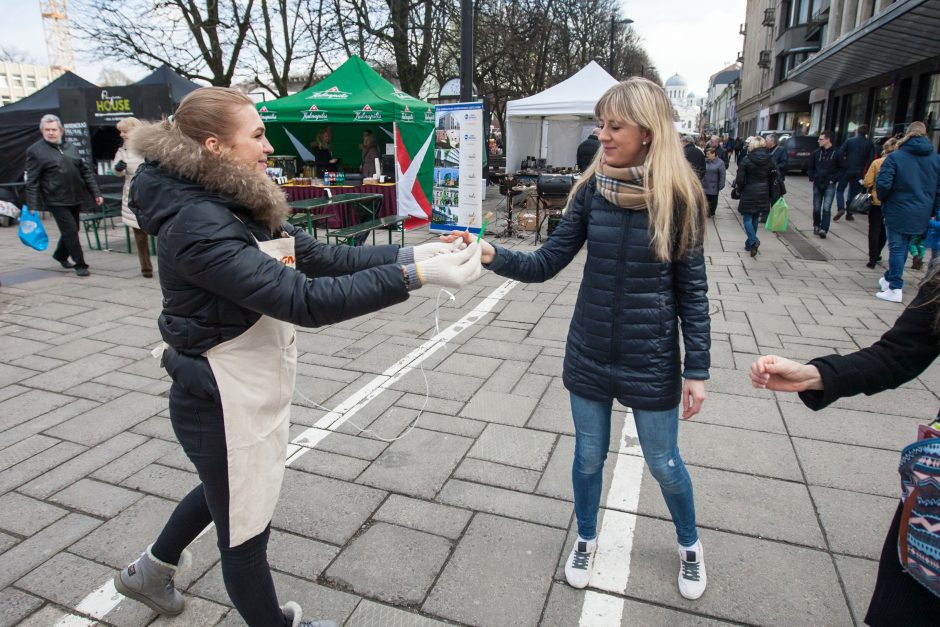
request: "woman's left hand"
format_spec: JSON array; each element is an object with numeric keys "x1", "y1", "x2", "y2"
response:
[{"x1": 681, "y1": 379, "x2": 706, "y2": 420}]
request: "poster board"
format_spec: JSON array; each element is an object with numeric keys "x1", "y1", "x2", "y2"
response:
[{"x1": 430, "y1": 102, "x2": 484, "y2": 234}]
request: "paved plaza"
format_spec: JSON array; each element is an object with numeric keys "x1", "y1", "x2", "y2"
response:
[{"x1": 0, "y1": 171, "x2": 936, "y2": 626}]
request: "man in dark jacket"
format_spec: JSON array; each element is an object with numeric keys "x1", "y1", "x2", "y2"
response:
[
  {"x1": 576, "y1": 129, "x2": 600, "y2": 171},
  {"x1": 682, "y1": 135, "x2": 706, "y2": 181},
  {"x1": 766, "y1": 134, "x2": 789, "y2": 181},
  {"x1": 807, "y1": 131, "x2": 844, "y2": 238},
  {"x1": 733, "y1": 136, "x2": 745, "y2": 164},
  {"x1": 25, "y1": 114, "x2": 103, "y2": 276},
  {"x1": 834, "y1": 124, "x2": 875, "y2": 222}
]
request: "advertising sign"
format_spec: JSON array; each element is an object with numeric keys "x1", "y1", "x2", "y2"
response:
[{"x1": 430, "y1": 102, "x2": 484, "y2": 234}]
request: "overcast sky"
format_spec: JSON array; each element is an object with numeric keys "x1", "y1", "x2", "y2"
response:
[{"x1": 5, "y1": 0, "x2": 747, "y2": 95}]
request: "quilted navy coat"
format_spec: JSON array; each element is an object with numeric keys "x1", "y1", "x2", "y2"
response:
[{"x1": 487, "y1": 179, "x2": 710, "y2": 410}]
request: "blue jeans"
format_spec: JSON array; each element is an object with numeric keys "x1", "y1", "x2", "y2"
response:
[
  {"x1": 884, "y1": 229, "x2": 913, "y2": 290},
  {"x1": 742, "y1": 213, "x2": 761, "y2": 250},
  {"x1": 569, "y1": 392, "x2": 698, "y2": 546},
  {"x1": 813, "y1": 183, "x2": 836, "y2": 233}
]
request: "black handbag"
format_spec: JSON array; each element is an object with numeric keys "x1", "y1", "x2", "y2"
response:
[{"x1": 848, "y1": 190, "x2": 873, "y2": 215}]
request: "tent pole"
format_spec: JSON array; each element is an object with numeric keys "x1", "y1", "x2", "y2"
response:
[{"x1": 460, "y1": 0, "x2": 473, "y2": 101}]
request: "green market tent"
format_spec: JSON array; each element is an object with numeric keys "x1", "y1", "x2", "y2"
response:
[{"x1": 257, "y1": 56, "x2": 435, "y2": 225}]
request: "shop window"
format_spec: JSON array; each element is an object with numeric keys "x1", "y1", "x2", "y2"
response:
[
  {"x1": 0, "y1": 75, "x2": 6, "y2": 88},
  {"x1": 871, "y1": 84, "x2": 895, "y2": 141},
  {"x1": 10, "y1": 75, "x2": 21, "y2": 88},
  {"x1": 784, "y1": 0, "x2": 820, "y2": 28},
  {"x1": 810, "y1": 102, "x2": 823, "y2": 135},
  {"x1": 25, "y1": 77, "x2": 36, "y2": 88},
  {"x1": 923, "y1": 74, "x2": 940, "y2": 148},
  {"x1": 842, "y1": 92, "x2": 866, "y2": 138}
]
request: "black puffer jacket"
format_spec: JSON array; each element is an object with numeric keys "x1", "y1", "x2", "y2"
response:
[
  {"x1": 25, "y1": 139, "x2": 100, "y2": 210},
  {"x1": 735, "y1": 149, "x2": 774, "y2": 215},
  {"x1": 130, "y1": 124, "x2": 409, "y2": 358},
  {"x1": 486, "y1": 179, "x2": 710, "y2": 410}
]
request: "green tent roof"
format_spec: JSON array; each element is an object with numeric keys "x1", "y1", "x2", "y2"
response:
[{"x1": 257, "y1": 55, "x2": 434, "y2": 125}]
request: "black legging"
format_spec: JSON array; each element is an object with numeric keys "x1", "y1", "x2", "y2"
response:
[
  {"x1": 151, "y1": 381, "x2": 286, "y2": 627},
  {"x1": 868, "y1": 205, "x2": 887, "y2": 264},
  {"x1": 47, "y1": 204, "x2": 86, "y2": 268}
]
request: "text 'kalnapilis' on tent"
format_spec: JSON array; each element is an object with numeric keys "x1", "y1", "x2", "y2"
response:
[
  {"x1": 505, "y1": 61, "x2": 618, "y2": 174},
  {"x1": 256, "y1": 55, "x2": 435, "y2": 228}
]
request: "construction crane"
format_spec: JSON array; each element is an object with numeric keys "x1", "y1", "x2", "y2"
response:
[{"x1": 40, "y1": 0, "x2": 75, "y2": 73}]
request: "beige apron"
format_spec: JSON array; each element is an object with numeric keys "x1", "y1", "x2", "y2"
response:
[{"x1": 204, "y1": 234, "x2": 297, "y2": 547}]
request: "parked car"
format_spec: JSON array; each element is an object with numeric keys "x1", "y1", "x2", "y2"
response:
[{"x1": 782, "y1": 135, "x2": 818, "y2": 174}]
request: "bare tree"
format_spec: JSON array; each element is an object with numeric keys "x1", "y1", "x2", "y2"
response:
[
  {"x1": 0, "y1": 46, "x2": 37, "y2": 64},
  {"x1": 97, "y1": 67, "x2": 133, "y2": 86},
  {"x1": 72, "y1": 0, "x2": 256, "y2": 87}
]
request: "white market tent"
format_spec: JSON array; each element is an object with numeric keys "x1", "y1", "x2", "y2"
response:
[{"x1": 505, "y1": 61, "x2": 618, "y2": 173}]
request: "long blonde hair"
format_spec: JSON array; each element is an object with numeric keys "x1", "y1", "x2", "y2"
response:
[{"x1": 571, "y1": 77, "x2": 706, "y2": 262}]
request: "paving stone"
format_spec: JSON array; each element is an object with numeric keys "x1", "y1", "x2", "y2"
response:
[
  {"x1": 401, "y1": 410, "x2": 485, "y2": 438},
  {"x1": 325, "y1": 522, "x2": 452, "y2": 605},
  {"x1": 0, "y1": 434, "x2": 60, "y2": 472},
  {"x1": 157, "y1": 446, "x2": 198, "y2": 473},
  {"x1": 458, "y1": 336, "x2": 542, "y2": 361},
  {"x1": 121, "y1": 463, "x2": 199, "y2": 501},
  {"x1": 388, "y1": 368, "x2": 485, "y2": 402},
  {"x1": 496, "y1": 300, "x2": 550, "y2": 323},
  {"x1": 290, "y1": 448, "x2": 370, "y2": 481},
  {"x1": 129, "y1": 416, "x2": 177, "y2": 442},
  {"x1": 0, "y1": 513, "x2": 101, "y2": 589},
  {"x1": 524, "y1": 382, "x2": 573, "y2": 434},
  {"x1": 334, "y1": 404, "x2": 419, "y2": 443},
  {"x1": 346, "y1": 599, "x2": 448, "y2": 627},
  {"x1": 625, "y1": 515, "x2": 853, "y2": 624},
  {"x1": 423, "y1": 513, "x2": 564, "y2": 626},
  {"x1": 372, "y1": 494, "x2": 471, "y2": 541},
  {"x1": 0, "y1": 396, "x2": 98, "y2": 450},
  {"x1": 434, "y1": 352, "x2": 502, "y2": 377},
  {"x1": 20, "y1": 431, "x2": 147, "y2": 499},
  {"x1": 0, "y1": 389, "x2": 76, "y2": 431},
  {"x1": 454, "y1": 458, "x2": 541, "y2": 492},
  {"x1": 834, "y1": 555, "x2": 878, "y2": 626},
  {"x1": 0, "y1": 530, "x2": 14, "y2": 553},
  {"x1": 91, "y1": 437, "x2": 178, "y2": 483},
  {"x1": 0, "y1": 441, "x2": 86, "y2": 495},
  {"x1": 0, "y1": 492, "x2": 68, "y2": 536},
  {"x1": 694, "y1": 391, "x2": 786, "y2": 434},
  {"x1": 702, "y1": 366, "x2": 774, "y2": 399},
  {"x1": 396, "y1": 393, "x2": 464, "y2": 417},
  {"x1": 467, "y1": 423, "x2": 556, "y2": 470},
  {"x1": 14, "y1": 605, "x2": 71, "y2": 626},
  {"x1": 678, "y1": 421, "x2": 803, "y2": 481},
  {"x1": 437, "y1": 479, "x2": 571, "y2": 528},
  {"x1": 779, "y1": 399, "x2": 922, "y2": 451},
  {"x1": 793, "y1": 438, "x2": 898, "y2": 497},
  {"x1": 268, "y1": 529, "x2": 339, "y2": 579},
  {"x1": 274, "y1": 469, "x2": 385, "y2": 545},
  {"x1": 810, "y1": 486, "x2": 898, "y2": 559},
  {"x1": 458, "y1": 391, "x2": 538, "y2": 426},
  {"x1": 149, "y1": 596, "x2": 229, "y2": 626},
  {"x1": 0, "y1": 588, "x2": 44, "y2": 627},
  {"x1": 513, "y1": 372, "x2": 553, "y2": 399},
  {"x1": 528, "y1": 353, "x2": 564, "y2": 377},
  {"x1": 64, "y1": 381, "x2": 136, "y2": 402},
  {"x1": 15, "y1": 551, "x2": 114, "y2": 607},
  {"x1": 71, "y1": 495, "x2": 177, "y2": 568},
  {"x1": 51, "y1": 478, "x2": 144, "y2": 518},
  {"x1": 358, "y1": 428, "x2": 472, "y2": 499},
  {"x1": 36, "y1": 337, "x2": 115, "y2": 362},
  {"x1": 19, "y1": 353, "x2": 133, "y2": 393},
  {"x1": 43, "y1": 391, "x2": 166, "y2": 446}
]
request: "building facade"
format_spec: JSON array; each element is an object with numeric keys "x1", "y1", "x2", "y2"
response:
[
  {"x1": 0, "y1": 63, "x2": 62, "y2": 106},
  {"x1": 664, "y1": 74, "x2": 703, "y2": 133},
  {"x1": 704, "y1": 65, "x2": 741, "y2": 136}
]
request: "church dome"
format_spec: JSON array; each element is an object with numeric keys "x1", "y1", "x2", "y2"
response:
[{"x1": 664, "y1": 73, "x2": 688, "y2": 88}]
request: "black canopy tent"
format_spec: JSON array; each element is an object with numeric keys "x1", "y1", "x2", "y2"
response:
[
  {"x1": 134, "y1": 65, "x2": 200, "y2": 105},
  {"x1": 0, "y1": 71, "x2": 97, "y2": 184}
]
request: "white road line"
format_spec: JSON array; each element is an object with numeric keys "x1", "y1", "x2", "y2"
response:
[
  {"x1": 55, "y1": 280, "x2": 518, "y2": 625},
  {"x1": 579, "y1": 590, "x2": 626, "y2": 627}
]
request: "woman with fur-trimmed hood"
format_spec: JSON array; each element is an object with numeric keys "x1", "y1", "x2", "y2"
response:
[{"x1": 112, "y1": 87, "x2": 482, "y2": 627}]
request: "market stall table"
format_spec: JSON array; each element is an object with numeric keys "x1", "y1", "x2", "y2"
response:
[{"x1": 281, "y1": 183, "x2": 396, "y2": 228}]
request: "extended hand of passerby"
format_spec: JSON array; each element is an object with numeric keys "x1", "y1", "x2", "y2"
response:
[
  {"x1": 681, "y1": 379, "x2": 706, "y2": 420},
  {"x1": 440, "y1": 230, "x2": 495, "y2": 265},
  {"x1": 415, "y1": 242, "x2": 483, "y2": 288},
  {"x1": 750, "y1": 355, "x2": 823, "y2": 392},
  {"x1": 411, "y1": 240, "x2": 464, "y2": 263}
]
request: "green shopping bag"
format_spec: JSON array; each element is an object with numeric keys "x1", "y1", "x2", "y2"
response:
[{"x1": 765, "y1": 196, "x2": 788, "y2": 232}]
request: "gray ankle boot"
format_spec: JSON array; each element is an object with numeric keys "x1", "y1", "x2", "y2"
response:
[
  {"x1": 281, "y1": 601, "x2": 339, "y2": 627},
  {"x1": 114, "y1": 544, "x2": 191, "y2": 615}
]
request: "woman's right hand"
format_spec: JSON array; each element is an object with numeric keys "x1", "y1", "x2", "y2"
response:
[
  {"x1": 440, "y1": 230, "x2": 495, "y2": 264},
  {"x1": 750, "y1": 355, "x2": 824, "y2": 393}
]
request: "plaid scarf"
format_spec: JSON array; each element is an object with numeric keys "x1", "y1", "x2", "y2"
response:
[{"x1": 595, "y1": 160, "x2": 648, "y2": 210}]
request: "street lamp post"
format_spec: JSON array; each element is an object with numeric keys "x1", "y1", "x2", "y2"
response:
[{"x1": 608, "y1": 16, "x2": 634, "y2": 75}]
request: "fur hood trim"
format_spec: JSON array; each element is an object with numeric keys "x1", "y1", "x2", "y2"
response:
[{"x1": 129, "y1": 122, "x2": 289, "y2": 230}]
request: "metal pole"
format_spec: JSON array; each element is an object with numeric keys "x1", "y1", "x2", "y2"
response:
[
  {"x1": 608, "y1": 16, "x2": 615, "y2": 74},
  {"x1": 460, "y1": 0, "x2": 473, "y2": 101}
]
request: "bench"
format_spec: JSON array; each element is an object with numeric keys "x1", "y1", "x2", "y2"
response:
[
  {"x1": 80, "y1": 206, "x2": 122, "y2": 250},
  {"x1": 326, "y1": 215, "x2": 406, "y2": 246}
]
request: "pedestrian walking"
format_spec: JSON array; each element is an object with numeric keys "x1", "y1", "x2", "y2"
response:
[
  {"x1": 750, "y1": 270, "x2": 940, "y2": 627},
  {"x1": 25, "y1": 113, "x2": 103, "y2": 276},
  {"x1": 450, "y1": 77, "x2": 711, "y2": 601},
  {"x1": 734, "y1": 136, "x2": 774, "y2": 256},
  {"x1": 834, "y1": 124, "x2": 875, "y2": 222},
  {"x1": 874, "y1": 121, "x2": 940, "y2": 303},
  {"x1": 112, "y1": 87, "x2": 482, "y2": 627},
  {"x1": 702, "y1": 147, "x2": 726, "y2": 218},
  {"x1": 112, "y1": 117, "x2": 152, "y2": 277},
  {"x1": 682, "y1": 134, "x2": 706, "y2": 182},
  {"x1": 733, "y1": 136, "x2": 745, "y2": 165},
  {"x1": 577, "y1": 127, "x2": 601, "y2": 171},
  {"x1": 765, "y1": 133, "x2": 788, "y2": 182},
  {"x1": 862, "y1": 137, "x2": 897, "y2": 268},
  {"x1": 807, "y1": 131, "x2": 844, "y2": 239}
]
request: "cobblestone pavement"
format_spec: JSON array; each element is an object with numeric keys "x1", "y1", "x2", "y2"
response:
[{"x1": 0, "y1": 171, "x2": 936, "y2": 626}]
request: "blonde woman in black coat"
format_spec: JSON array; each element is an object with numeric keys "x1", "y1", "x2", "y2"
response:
[{"x1": 734, "y1": 136, "x2": 775, "y2": 257}]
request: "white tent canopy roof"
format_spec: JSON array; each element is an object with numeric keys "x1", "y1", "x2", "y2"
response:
[{"x1": 505, "y1": 62, "x2": 618, "y2": 172}]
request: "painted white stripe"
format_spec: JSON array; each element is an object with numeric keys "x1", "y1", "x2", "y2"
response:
[
  {"x1": 56, "y1": 279, "x2": 517, "y2": 626},
  {"x1": 579, "y1": 590, "x2": 626, "y2": 627}
]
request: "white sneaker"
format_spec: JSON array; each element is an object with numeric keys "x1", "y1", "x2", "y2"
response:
[
  {"x1": 677, "y1": 541, "x2": 707, "y2": 600},
  {"x1": 878, "y1": 276, "x2": 889, "y2": 292},
  {"x1": 876, "y1": 288, "x2": 903, "y2": 303},
  {"x1": 564, "y1": 538, "x2": 596, "y2": 589}
]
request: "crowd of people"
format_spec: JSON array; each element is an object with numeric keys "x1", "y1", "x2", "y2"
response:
[{"x1": 7, "y1": 76, "x2": 940, "y2": 626}]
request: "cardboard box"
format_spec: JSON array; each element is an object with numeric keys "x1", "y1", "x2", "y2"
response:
[{"x1": 518, "y1": 212, "x2": 537, "y2": 231}]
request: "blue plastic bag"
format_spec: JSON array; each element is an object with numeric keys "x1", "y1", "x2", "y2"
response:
[{"x1": 18, "y1": 205, "x2": 48, "y2": 251}]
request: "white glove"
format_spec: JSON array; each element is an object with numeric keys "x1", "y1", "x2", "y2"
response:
[
  {"x1": 412, "y1": 240, "x2": 463, "y2": 263},
  {"x1": 416, "y1": 242, "x2": 483, "y2": 288}
]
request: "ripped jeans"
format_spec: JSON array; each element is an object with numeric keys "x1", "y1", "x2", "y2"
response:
[{"x1": 569, "y1": 392, "x2": 698, "y2": 546}]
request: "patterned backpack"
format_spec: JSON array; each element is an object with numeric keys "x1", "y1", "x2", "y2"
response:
[{"x1": 898, "y1": 428, "x2": 940, "y2": 598}]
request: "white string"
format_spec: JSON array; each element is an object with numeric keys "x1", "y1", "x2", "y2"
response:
[{"x1": 292, "y1": 288, "x2": 457, "y2": 443}]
